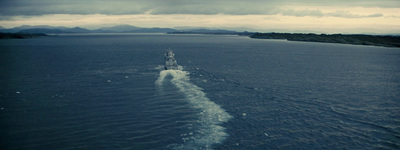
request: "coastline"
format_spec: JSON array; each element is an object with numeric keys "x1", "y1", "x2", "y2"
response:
[
  {"x1": 0, "y1": 33, "x2": 48, "y2": 39},
  {"x1": 168, "y1": 32, "x2": 400, "y2": 48},
  {"x1": 250, "y1": 33, "x2": 400, "y2": 48},
  {"x1": 2, "y1": 31, "x2": 399, "y2": 48}
]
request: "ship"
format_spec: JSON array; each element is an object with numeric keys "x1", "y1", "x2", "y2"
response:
[{"x1": 164, "y1": 50, "x2": 179, "y2": 70}]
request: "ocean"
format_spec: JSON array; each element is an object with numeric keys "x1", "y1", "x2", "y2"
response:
[{"x1": 0, "y1": 33, "x2": 399, "y2": 150}]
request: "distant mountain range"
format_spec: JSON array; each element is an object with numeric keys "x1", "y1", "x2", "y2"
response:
[
  {"x1": 1, "y1": 25, "x2": 398, "y2": 48},
  {"x1": 0, "y1": 25, "x2": 239, "y2": 34}
]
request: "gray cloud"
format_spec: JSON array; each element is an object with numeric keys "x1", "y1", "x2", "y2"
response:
[
  {"x1": 0, "y1": 0, "x2": 398, "y2": 16},
  {"x1": 0, "y1": 0, "x2": 150, "y2": 15},
  {"x1": 326, "y1": 11, "x2": 383, "y2": 18},
  {"x1": 0, "y1": 0, "x2": 279, "y2": 15},
  {"x1": 281, "y1": 9, "x2": 324, "y2": 17},
  {"x1": 281, "y1": 9, "x2": 384, "y2": 18}
]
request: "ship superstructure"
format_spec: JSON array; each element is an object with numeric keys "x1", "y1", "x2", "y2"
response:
[{"x1": 164, "y1": 50, "x2": 179, "y2": 70}]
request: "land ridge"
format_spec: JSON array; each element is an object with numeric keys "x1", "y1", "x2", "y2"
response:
[
  {"x1": 0, "y1": 33, "x2": 47, "y2": 39},
  {"x1": 249, "y1": 32, "x2": 400, "y2": 48},
  {"x1": 169, "y1": 31, "x2": 400, "y2": 48},
  {"x1": 1, "y1": 25, "x2": 399, "y2": 48}
]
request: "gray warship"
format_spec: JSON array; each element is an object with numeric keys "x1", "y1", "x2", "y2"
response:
[{"x1": 164, "y1": 50, "x2": 179, "y2": 70}]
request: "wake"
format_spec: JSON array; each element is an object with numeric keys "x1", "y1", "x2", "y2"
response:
[{"x1": 156, "y1": 69, "x2": 232, "y2": 150}]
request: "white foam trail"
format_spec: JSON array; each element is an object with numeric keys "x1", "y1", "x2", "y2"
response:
[{"x1": 156, "y1": 70, "x2": 232, "y2": 150}]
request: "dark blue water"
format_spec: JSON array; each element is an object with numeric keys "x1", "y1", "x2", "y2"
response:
[{"x1": 1, "y1": 34, "x2": 399, "y2": 150}]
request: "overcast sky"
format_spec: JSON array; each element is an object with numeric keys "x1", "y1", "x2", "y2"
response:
[{"x1": 1, "y1": 0, "x2": 399, "y2": 33}]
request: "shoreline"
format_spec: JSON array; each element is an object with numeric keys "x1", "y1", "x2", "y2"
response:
[
  {"x1": 2, "y1": 32, "x2": 399, "y2": 48},
  {"x1": 249, "y1": 33, "x2": 400, "y2": 48},
  {"x1": 0, "y1": 33, "x2": 48, "y2": 39},
  {"x1": 169, "y1": 32, "x2": 400, "y2": 48}
]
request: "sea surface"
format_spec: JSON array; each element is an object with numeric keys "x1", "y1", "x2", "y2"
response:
[{"x1": 1, "y1": 33, "x2": 399, "y2": 150}]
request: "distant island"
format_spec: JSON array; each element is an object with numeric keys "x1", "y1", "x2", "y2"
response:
[
  {"x1": 250, "y1": 33, "x2": 400, "y2": 48},
  {"x1": 169, "y1": 31, "x2": 400, "y2": 48},
  {"x1": 0, "y1": 33, "x2": 47, "y2": 39}
]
